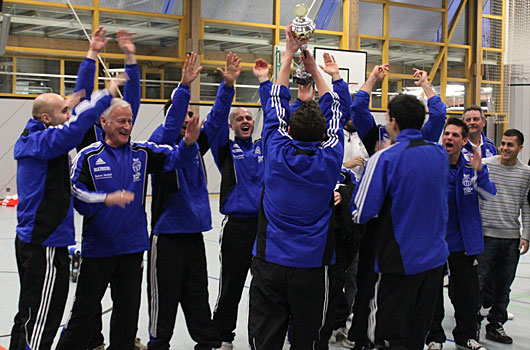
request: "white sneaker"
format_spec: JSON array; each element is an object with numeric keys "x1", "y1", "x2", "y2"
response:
[
  {"x1": 479, "y1": 306, "x2": 491, "y2": 317},
  {"x1": 342, "y1": 338, "x2": 355, "y2": 349},
  {"x1": 455, "y1": 339, "x2": 487, "y2": 350},
  {"x1": 507, "y1": 312, "x2": 514, "y2": 320},
  {"x1": 219, "y1": 342, "x2": 233, "y2": 350},
  {"x1": 427, "y1": 341, "x2": 443, "y2": 350},
  {"x1": 330, "y1": 327, "x2": 347, "y2": 343},
  {"x1": 134, "y1": 338, "x2": 147, "y2": 350}
]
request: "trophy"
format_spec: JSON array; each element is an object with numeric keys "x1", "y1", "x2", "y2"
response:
[{"x1": 291, "y1": 3, "x2": 315, "y2": 85}]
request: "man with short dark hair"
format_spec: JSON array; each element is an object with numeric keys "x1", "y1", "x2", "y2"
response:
[
  {"x1": 477, "y1": 128, "x2": 530, "y2": 344},
  {"x1": 343, "y1": 66, "x2": 447, "y2": 350},
  {"x1": 350, "y1": 93, "x2": 449, "y2": 349},
  {"x1": 247, "y1": 25, "x2": 345, "y2": 350},
  {"x1": 426, "y1": 117, "x2": 495, "y2": 350}
]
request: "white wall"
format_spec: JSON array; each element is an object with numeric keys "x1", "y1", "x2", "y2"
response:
[{"x1": 508, "y1": 66, "x2": 530, "y2": 163}]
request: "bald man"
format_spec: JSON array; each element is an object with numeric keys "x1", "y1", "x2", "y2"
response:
[
  {"x1": 10, "y1": 88, "x2": 116, "y2": 350},
  {"x1": 199, "y1": 53, "x2": 263, "y2": 349}
]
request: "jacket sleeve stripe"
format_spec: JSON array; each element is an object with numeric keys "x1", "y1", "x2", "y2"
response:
[
  {"x1": 471, "y1": 170, "x2": 496, "y2": 201},
  {"x1": 71, "y1": 89, "x2": 108, "y2": 119},
  {"x1": 271, "y1": 84, "x2": 291, "y2": 139},
  {"x1": 162, "y1": 87, "x2": 178, "y2": 126},
  {"x1": 351, "y1": 149, "x2": 383, "y2": 222},
  {"x1": 72, "y1": 184, "x2": 106, "y2": 203},
  {"x1": 321, "y1": 92, "x2": 341, "y2": 149}
]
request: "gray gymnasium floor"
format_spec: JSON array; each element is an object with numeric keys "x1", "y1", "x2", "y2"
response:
[{"x1": 0, "y1": 196, "x2": 529, "y2": 349}]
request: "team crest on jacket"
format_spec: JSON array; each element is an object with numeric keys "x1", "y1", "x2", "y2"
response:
[
  {"x1": 485, "y1": 149, "x2": 493, "y2": 158},
  {"x1": 462, "y1": 174, "x2": 473, "y2": 194},
  {"x1": 232, "y1": 143, "x2": 244, "y2": 159},
  {"x1": 132, "y1": 158, "x2": 142, "y2": 182},
  {"x1": 254, "y1": 145, "x2": 263, "y2": 162}
]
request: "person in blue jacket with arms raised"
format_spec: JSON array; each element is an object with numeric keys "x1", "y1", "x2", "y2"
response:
[{"x1": 248, "y1": 24, "x2": 345, "y2": 350}]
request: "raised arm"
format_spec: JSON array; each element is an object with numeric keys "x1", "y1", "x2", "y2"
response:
[
  {"x1": 413, "y1": 68, "x2": 447, "y2": 142},
  {"x1": 290, "y1": 83, "x2": 315, "y2": 114},
  {"x1": 301, "y1": 49, "x2": 330, "y2": 96},
  {"x1": 353, "y1": 64, "x2": 388, "y2": 141},
  {"x1": 145, "y1": 114, "x2": 201, "y2": 174},
  {"x1": 15, "y1": 90, "x2": 116, "y2": 160},
  {"x1": 299, "y1": 50, "x2": 344, "y2": 148},
  {"x1": 118, "y1": 30, "x2": 141, "y2": 123},
  {"x1": 202, "y1": 52, "x2": 239, "y2": 159},
  {"x1": 277, "y1": 25, "x2": 307, "y2": 87},
  {"x1": 320, "y1": 52, "x2": 352, "y2": 121},
  {"x1": 74, "y1": 26, "x2": 110, "y2": 100},
  {"x1": 149, "y1": 52, "x2": 202, "y2": 145}
]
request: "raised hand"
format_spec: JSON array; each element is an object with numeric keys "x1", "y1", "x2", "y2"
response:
[
  {"x1": 217, "y1": 52, "x2": 241, "y2": 87},
  {"x1": 66, "y1": 89, "x2": 86, "y2": 112},
  {"x1": 89, "y1": 26, "x2": 110, "y2": 57},
  {"x1": 181, "y1": 52, "x2": 203, "y2": 86},
  {"x1": 108, "y1": 72, "x2": 129, "y2": 97},
  {"x1": 413, "y1": 68, "x2": 435, "y2": 99},
  {"x1": 413, "y1": 68, "x2": 428, "y2": 87},
  {"x1": 370, "y1": 64, "x2": 389, "y2": 81},
  {"x1": 105, "y1": 190, "x2": 135, "y2": 208},
  {"x1": 319, "y1": 52, "x2": 341, "y2": 81},
  {"x1": 469, "y1": 146, "x2": 483, "y2": 172},
  {"x1": 285, "y1": 24, "x2": 308, "y2": 57},
  {"x1": 300, "y1": 49, "x2": 317, "y2": 75},
  {"x1": 253, "y1": 59, "x2": 270, "y2": 83},
  {"x1": 117, "y1": 30, "x2": 136, "y2": 64},
  {"x1": 297, "y1": 83, "x2": 314, "y2": 102},
  {"x1": 184, "y1": 115, "x2": 202, "y2": 146}
]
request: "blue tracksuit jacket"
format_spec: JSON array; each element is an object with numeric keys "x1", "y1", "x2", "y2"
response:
[
  {"x1": 351, "y1": 129, "x2": 450, "y2": 275},
  {"x1": 15, "y1": 90, "x2": 113, "y2": 247},
  {"x1": 149, "y1": 82, "x2": 232, "y2": 233},
  {"x1": 71, "y1": 137, "x2": 198, "y2": 257},
  {"x1": 447, "y1": 147, "x2": 496, "y2": 254},
  {"x1": 352, "y1": 90, "x2": 446, "y2": 155},
  {"x1": 203, "y1": 82, "x2": 264, "y2": 218},
  {"x1": 74, "y1": 57, "x2": 141, "y2": 150},
  {"x1": 254, "y1": 84, "x2": 345, "y2": 268}
]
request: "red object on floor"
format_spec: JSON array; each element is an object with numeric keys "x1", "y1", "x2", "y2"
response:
[{"x1": 1, "y1": 195, "x2": 18, "y2": 206}]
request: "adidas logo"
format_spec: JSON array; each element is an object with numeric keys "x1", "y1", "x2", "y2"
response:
[{"x1": 95, "y1": 158, "x2": 106, "y2": 165}]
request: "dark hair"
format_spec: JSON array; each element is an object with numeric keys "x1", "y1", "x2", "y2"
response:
[
  {"x1": 163, "y1": 98, "x2": 172, "y2": 116},
  {"x1": 289, "y1": 100, "x2": 326, "y2": 142},
  {"x1": 504, "y1": 129, "x2": 524, "y2": 146},
  {"x1": 462, "y1": 105, "x2": 484, "y2": 119},
  {"x1": 445, "y1": 117, "x2": 469, "y2": 138},
  {"x1": 387, "y1": 94, "x2": 426, "y2": 130}
]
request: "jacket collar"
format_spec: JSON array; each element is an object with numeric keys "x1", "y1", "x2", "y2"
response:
[
  {"x1": 26, "y1": 118, "x2": 46, "y2": 132},
  {"x1": 395, "y1": 128, "x2": 423, "y2": 142}
]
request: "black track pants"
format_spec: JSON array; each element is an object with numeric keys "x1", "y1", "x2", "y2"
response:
[{"x1": 10, "y1": 237, "x2": 69, "y2": 350}]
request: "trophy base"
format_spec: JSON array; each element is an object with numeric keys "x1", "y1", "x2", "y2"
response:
[
  {"x1": 293, "y1": 71, "x2": 313, "y2": 86},
  {"x1": 293, "y1": 75, "x2": 313, "y2": 86}
]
